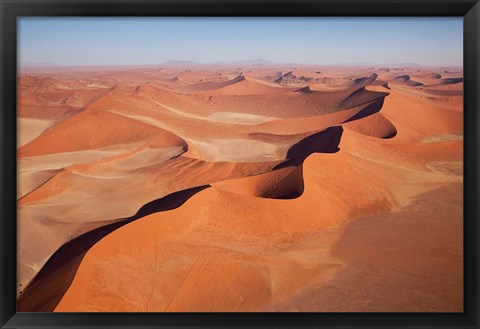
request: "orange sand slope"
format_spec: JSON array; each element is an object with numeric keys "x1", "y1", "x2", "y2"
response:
[{"x1": 16, "y1": 64, "x2": 463, "y2": 312}]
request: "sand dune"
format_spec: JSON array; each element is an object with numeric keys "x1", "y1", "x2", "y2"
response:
[
  {"x1": 19, "y1": 109, "x2": 188, "y2": 157},
  {"x1": 54, "y1": 126, "x2": 462, "y2": 312},
  {"x1": 212, "y1": 76, "x2": 294, "y2": 95},
  {"x1": 343, "y1": 112, "x2": 397, "y2": 138},
  {"x1": 17, "y1": 117, "x2": 55, "y2": 146},
  {"x1": 16, "y1": 65, "x2": 463, "y2": 312},
  {"x1": 213, "y1": 164, "x2": 304, "y2": 199},
  {"x1": 390, "y1": 75, "x2": 424, "y2": 87},
  {"x1": 380, "y1": 86, "x2": 463, "y2": 141},
  {"x1": 181, "y1": 74, "x2": 246, "y2": 92},
  {"x1": 440, "y1": 77, "x2": 464, "y2": 85},
  {"x1": 425, "y1": 72, "x2": 442, "y2": 79},
  {"x1": 18, "y1": 76, "x2": 110, "y2": 107}
]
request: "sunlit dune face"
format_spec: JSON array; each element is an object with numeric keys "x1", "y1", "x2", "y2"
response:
[{"x1": 16, "y1": 65, "x2": 463, "y2": 313}]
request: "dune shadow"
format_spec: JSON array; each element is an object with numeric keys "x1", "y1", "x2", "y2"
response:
[
  {"x1": 340, "y1": 87, "x2": 367, "y2": 106},
  {"x1": 384, "y1": 129, "x2": 398, "y2": 139},
  {"x1": 270, "y1": 187, "x2": 304, "y2": 200},
  {"x1": 440, "y1": 77, "x2": 463, "y2": 85},
  {"x1": 393, "y1": 75, "x2": 424, "y2": 87},
  {"x1": 246, "y1": 99, "x2": 385, "y2": 199},
  {"x1": 17, "y1": 185, "x2": 210, "y2": 312},
  {"x1": 255, "y1": 126, "x2": 343, "y2": 199},
  {"x1": 285, "y1": 126, "x2": 344, "y2": 160},
  {"x1": 342, "y1": 98, "x2": 385, "y2": 124},
  {"x1": 272, "y1": 126, "x2": 343, "y2": 173}
]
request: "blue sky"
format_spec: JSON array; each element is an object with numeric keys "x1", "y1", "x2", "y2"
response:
[{"x1": 18, "y1": 17, "x2": 463, "y2": 67}]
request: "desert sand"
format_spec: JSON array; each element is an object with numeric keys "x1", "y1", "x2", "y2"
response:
[{"x1": 16, "y1": 64, "x2": 463, "y2": 312}]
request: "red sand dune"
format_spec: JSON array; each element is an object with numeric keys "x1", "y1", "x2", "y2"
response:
[
  {"x1": 343, "y1": 112, "x2": 397, "y2": 138},
  {"x1": 16, "y1": 65, "x2": 463, "y2": 312},
  {"x1": 19, "y1": 109, "x2": 187, "y2": 157}
]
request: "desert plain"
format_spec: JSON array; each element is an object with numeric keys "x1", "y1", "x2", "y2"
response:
[{"x1": 16, "y1": 63, "x2": 463, "y2": 312}]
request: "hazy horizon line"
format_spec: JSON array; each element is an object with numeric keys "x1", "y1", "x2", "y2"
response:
[{"x1": 19, "y1": 58, "x2": 463, "y2": 69}]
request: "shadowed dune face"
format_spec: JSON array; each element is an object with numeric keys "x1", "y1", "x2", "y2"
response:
[
  {"x1": 343, "y1": 113, "x2": 397, "y2": 139},
  {"x1": 17, "y1": 65, "x2": 463, "y2": 312},
  {"x1": 286, "y1": 126, "x2": 343, "y2": 159},
  {"x1": 17, "y1": 185, "x2": 210, "y2": 312}
]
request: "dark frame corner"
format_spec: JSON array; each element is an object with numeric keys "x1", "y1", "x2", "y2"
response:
[{"x1": 1, "y1": 0, "x2": 479, "y2": 328}]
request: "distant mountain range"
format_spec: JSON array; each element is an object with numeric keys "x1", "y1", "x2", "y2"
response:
[
  {"x1": 337, "y1": 62, "x2": 421, "y2": 67},
  {"x1": 161, "y1": 59, "x2": 294, "y2": 66},
  {"x1": 21, "y1": 59, "x2": 459, "y2": 68},
  {"x1": 160, "y1": 60, "x2": 201, "y2": 66},
  {"x1": 207, "y1": 58, "x2": 291, "y2": 65}
]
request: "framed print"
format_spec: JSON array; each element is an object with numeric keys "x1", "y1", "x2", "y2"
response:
[{"x1": 1, "y1": 0, "x2": 479, "y2": 328}]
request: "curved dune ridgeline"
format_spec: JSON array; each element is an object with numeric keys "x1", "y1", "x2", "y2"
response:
[
  {"x1": 17, "y1": 65, "x2": 463, "y2": 312},
  {"x1": 343, "y1": 113, "x2": 397, "y2": 139},
  {"x1": 17, "y1": 185, "x2": 210, "y2": 312}
]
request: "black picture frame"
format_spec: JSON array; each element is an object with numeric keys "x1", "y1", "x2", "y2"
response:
[{"x1": 1, "y1": 0, "x2": 479, "y2": 328}]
